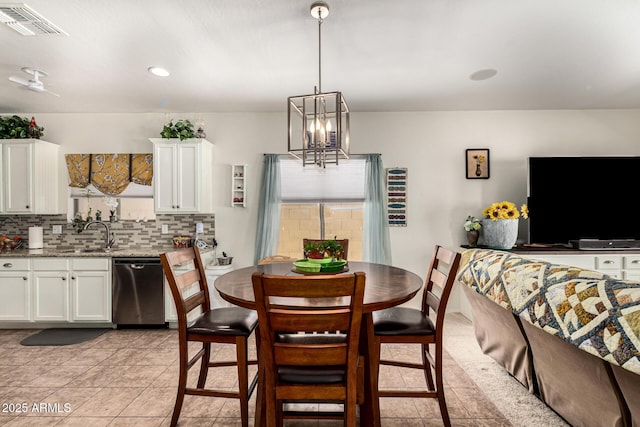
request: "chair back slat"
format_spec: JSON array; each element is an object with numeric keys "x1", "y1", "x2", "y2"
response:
[
  {"x1": 275, "y1": 345, "x2": 348, "y2": 366},
  {"x1": 269, "y1": 310, "x2": 352, "y2": 333},
  {"x1": 421, "y1": 245, "x2": 462, "y2": 323},
  {"x1": 160, "y1": 247, "x2": 212, "y2": 328}
]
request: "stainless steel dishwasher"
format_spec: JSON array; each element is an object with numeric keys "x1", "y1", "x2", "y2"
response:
[{"x1": 112, "y1": 257, "x2": 166, "y2": 326}]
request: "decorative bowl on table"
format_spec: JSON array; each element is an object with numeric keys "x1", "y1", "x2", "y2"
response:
[
  {"x1": 293, "y1": 260, "x2": 322, "y2": 273},
  {"x1": 320, "y1": 260, "x2": 347, "y2": 272},
  {"x1": 307, "y1": 257, "x2": 333, "y2": 265},
  {"x1": 293, "y1": 259, "x2": 348, "y2": 274}
]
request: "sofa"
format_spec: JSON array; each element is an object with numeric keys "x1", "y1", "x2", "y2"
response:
[{"x1": 457, "y1": 248, "x2": 640, "y2": 427}]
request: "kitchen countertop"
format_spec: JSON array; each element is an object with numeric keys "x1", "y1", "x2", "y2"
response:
[{"x1": 0, "y1": 246, "x2": 213, "y2": 258}]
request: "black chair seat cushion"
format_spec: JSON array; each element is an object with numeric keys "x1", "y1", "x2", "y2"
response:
[
  {"x1": 278, "y1": 365, "x2": 345, "y2": 384},
  {"x1": 372, "y1": 306, "x2": 435, "y2": 336},
  {"x1": 188, "y1": 307, "x2": 258, "y2": 337}
]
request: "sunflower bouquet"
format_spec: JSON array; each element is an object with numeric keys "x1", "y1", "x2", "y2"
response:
[{"x1": 482, "y1": 201, "x2": 529, "y2": 220}]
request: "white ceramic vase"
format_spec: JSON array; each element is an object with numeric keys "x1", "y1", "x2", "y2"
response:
[{"x1": 481, "y1": 219, "x2": 518, "y2": 249}]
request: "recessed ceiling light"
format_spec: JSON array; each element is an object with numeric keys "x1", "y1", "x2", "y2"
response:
[
  {"x1": 470, "y1": 69, "x2": 498, "y2": 81},
  {"x1": 148, "y1": 66, "x2": 170, "y2": 77}
]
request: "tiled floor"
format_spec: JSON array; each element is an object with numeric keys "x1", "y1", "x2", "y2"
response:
[{"x1": 0, "y1": 314, "x2": 554, "y2": 426}]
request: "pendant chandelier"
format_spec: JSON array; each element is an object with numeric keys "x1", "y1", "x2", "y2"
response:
[{"x1": 287, "y1": 1, "x2": 350, "y2": 167}]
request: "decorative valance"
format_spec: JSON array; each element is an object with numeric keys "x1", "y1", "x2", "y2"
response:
[{"x1": 65, "y1": 153, "x2": 153, "y2": 196}]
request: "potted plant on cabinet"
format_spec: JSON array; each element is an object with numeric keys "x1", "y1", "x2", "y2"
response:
[
  {"x1": 160, "y1": 119, "x2": 195, "y2": 140},
  {"x1": 0, "y1": 115, "x2": 44, "y2": 139}
]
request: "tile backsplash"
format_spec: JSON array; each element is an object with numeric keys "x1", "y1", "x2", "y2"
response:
[{"x1": 0, "y1": 214, "x2": 215, "y2": 250}]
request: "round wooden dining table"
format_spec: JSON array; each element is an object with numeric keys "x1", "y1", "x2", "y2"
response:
[{"x1": 215, "y1": 261, "x2": 424, "y2": 427}]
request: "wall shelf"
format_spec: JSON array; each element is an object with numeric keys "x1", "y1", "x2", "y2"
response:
[{"x1": 232, "y1": 164, "x2": 246, "y2": 208}]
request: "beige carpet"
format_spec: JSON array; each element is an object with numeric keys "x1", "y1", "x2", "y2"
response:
[{"x1": 444, "y1": 313, "x2": 570, "y2": 427}]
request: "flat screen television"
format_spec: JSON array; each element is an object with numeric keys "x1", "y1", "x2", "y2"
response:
[{"x1": 528, "y1": 156, "x2": 640, "y2": 248}]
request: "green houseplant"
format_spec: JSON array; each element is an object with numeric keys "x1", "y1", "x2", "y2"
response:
[
  {"x1": 303, "y1": 242, "x2": 325, "y2": 259},
  {"x1": 323, "y1": 237, "x2": 344, "y2": 260},
  {"x1": 0, "y1": 115, "x2": 44, "y2": 139},
  {"x1": 160, "y1": 119, "x2": 195, "y2": 140}
]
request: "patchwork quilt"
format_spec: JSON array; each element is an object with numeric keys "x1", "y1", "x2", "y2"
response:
[{"x1": 457, "y1": 248, "x2": 640, "y2": 375}]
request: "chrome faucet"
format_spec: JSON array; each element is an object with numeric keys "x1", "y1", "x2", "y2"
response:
[{"x1": 83, "y1": 220, "x2": 116, "y2": 249}]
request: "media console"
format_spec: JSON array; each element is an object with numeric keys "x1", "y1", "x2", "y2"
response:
[
  {"x1": 508, "y1": 246, "x2": 640, "y2": 281},
  {"x1": 570, "y1": 239, "x2": 640, "y2": 250}
]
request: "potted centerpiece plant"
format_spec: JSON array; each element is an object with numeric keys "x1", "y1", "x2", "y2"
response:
[
  {"x1": 304, "y1": 242, "x2": 325, "y2": 259},
  {"x1": 323, "y1": 237, "x2": 344, "y2": 260}
]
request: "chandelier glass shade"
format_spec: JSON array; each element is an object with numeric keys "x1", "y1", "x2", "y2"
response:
[{"x1": 287, "y1": 1, "x2": 350, "y2": 167}]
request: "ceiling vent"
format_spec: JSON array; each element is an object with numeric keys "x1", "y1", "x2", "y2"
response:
[{"x1": 0, "y1": 3, "x2": 67, "y2": 36}]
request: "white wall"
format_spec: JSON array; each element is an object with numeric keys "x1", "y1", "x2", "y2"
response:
[{"x1": 31, "y1": 109, "x2": 640, "y2": 311}]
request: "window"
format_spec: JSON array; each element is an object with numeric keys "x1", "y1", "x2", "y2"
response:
[
  {"x1": 69, "y1": 183, "x2": 156, "y2": 222},
  {"x1": 276, "y1": 158, "x2": 365, "y2": 260}
]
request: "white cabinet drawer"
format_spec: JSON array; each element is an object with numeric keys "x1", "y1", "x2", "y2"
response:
[
  {"x1": 71, "y1": 258, "x2": 110, "y2": 271},
  {"x1": 595, "y1": 255, "x2": 622, "y2": 271},
  {"x1": 0, "y1": 258, "x2": 30, "y2": 270},
  {"x1": 623, "y1": 255, "x2": 640, "y2": 270},
  {"x1": 32, "y1": 258, "x2": 69, "y2": 271}
]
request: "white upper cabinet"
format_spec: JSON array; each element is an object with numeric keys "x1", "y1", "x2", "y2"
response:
[
  {"x1": 150, "y1": 138, "x2": 214, "y2": 213},
  {"x1": 1, "y1": 139, "x2": 65, "y2": 214}
]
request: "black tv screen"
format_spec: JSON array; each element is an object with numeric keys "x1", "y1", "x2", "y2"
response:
[{"x1": 528, "y1": 156, "x2": 640, "y2": 245}]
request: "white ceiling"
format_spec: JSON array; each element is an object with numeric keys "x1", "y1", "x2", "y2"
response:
[{"x1": 2, "y1": 0, "x2": 640, "y2": 114}]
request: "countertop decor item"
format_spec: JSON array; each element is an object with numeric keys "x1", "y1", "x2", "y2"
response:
[
  {"x1": 172, "y1": 236, "x2": 192, "y2": 248},
  {"x1": 217, "y1": 251, "x2": 233, "y2": 265}
]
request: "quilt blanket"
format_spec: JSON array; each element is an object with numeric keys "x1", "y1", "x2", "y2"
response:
[{"x1": 457, "y1": 248, "x2": 640, "y2": 375}]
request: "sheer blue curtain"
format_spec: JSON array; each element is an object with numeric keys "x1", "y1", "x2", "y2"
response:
[
  {"x1": 254, "y1": 154, "x2": 281, "y2": 263},
  {"x1": 363, "y1": 154, "x2": 391, "y2": 264}
]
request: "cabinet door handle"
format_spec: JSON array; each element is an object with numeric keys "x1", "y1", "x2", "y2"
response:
[
  {"x1": 61, "y1": 277, "x2": 66, "y2": 281},
  {"x1": 603, "y1": 260, "x2": 614, "y2": 264},
  {"x1": 22, "y1": 276, "x2": 27, "y2": 280},
  {"x1": 632, "y1": 260, "x2": 640, "y2": 264},
  {"x1": 25, "y1": 205, "x2": 29, "y2": 209},
  {"x1": 71, "y1": 276, "x2": 76, "y2": 280},
  {"x1": 3, "y1": 263, "x2": 13, "y2": 268}
]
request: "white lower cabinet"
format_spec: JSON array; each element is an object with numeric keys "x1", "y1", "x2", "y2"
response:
[
  {"x1": 71, "y1": 258, "x2": 111, "y2": 322},
  {"x1": 0, "y1": 257, "x2": 111, "y2": 324},
  {"x1": 32, "y1": 258, "x2": 70, "y2": 322},
  {"x1": 524, "y1": 253, "x2": 640, "y2": 280},
  {"x1": 0, "y1": 258, "x2": 31, "y2": 321}
]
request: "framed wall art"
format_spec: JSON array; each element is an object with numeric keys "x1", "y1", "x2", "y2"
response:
[
  {"x1": 465, "y1": 148, "x2": 490, "y2": 179},
  {"x1": 386, "y1": 167, "x2": 407, "y2": 226}
]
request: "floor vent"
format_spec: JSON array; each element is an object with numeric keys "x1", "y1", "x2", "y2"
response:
[{"x1": 0, "y1": 3, "x2": 67, "y2": 36}]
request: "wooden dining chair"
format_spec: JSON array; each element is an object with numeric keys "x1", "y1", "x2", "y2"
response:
[
  {"x1": 251, "y1": 271, "x2": 366, "y2": 426},
  {"x1": 160, "y1": 247, "x2": 259, "y2": 427},
  {"x1": 370, "y1": 245, "x2": 462, "y2": 427}
]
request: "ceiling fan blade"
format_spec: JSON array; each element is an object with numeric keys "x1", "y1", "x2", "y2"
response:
[
  {"x1": 43, "y1": 88, "x2": 60, "y2": 97},
  {"x1": 9, "y1": 75, "x2": 29, "y2": 86}
]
